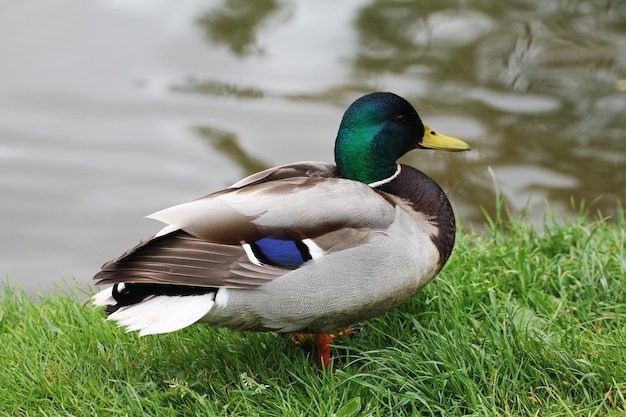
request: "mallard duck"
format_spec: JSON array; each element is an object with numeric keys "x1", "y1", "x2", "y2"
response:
[{"x1": 93, "y1": 92, "x2": 470, "y2": 368}]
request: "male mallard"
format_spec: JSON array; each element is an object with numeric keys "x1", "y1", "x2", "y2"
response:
[{"x1": 93, "y1": 92, "x2": 470, "y2": 368}]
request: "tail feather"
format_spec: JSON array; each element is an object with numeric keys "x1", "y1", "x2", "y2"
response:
[{"x1": 93, "y1": 286, "x2": 216, "y2": 336}]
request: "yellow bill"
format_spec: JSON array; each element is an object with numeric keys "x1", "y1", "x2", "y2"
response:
[{"x1": 420, "y1": 123, "x2": 471, "y2": 152}]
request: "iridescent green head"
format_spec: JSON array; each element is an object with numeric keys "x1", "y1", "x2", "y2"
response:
[{"x1": 334, "y1": 92, "x2": 470, "y2": 184}]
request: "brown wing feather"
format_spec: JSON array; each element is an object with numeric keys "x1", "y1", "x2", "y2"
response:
[
  {"x1": 94, "y1": 162, "x2": 394, "y2": 289},
  {"x1": 226, "y1": 161, "x2": 338, "y2": 189},
  {"x1": 94, "y1": 230, "x2": 285, "y2": 288}
]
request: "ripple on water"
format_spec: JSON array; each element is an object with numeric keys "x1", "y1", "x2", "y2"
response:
[
  {"x1": 466, "y1": 88, "x2": 561, "y2": 114},
  {"x1": 492, "y1": 165, "x2": 580, "y2": 211}
]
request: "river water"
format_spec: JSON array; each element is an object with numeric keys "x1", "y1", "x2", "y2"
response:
[{"x1": 1, "y1": 0, "x2": 625, "y2": 294}]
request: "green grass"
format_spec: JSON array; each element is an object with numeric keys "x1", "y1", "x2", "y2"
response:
[{"x1": 1, "y1": 205, "x2": 625, "y2": 416}]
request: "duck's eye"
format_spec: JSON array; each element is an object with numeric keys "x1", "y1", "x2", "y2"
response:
[{"x1": 394, "y1": 114, "x2": 407, "y2": 124}]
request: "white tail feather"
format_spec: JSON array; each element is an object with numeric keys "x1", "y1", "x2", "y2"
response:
[
  {"x1": 98, "y1": 292, "x2": 215, "y2": 336},
  {"x1": 92, "y1": 286, "x2": 115, "y2": 306}
]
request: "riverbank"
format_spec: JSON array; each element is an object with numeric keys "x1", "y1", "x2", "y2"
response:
[{"x1": 1, "y1": 205, "x2": 624, "y2": 416}]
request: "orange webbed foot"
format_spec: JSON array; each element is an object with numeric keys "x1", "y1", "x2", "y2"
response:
[{"x1": 291, "y1": 328, "x2": 359, "y2": 369}]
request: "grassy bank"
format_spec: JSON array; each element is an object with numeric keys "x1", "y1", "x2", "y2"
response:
[{"x1": 1, "y1": 206, "x2": 625, "y2": 416}]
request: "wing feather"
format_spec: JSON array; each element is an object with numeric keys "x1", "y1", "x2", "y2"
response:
[
  {"x1": 95, "y1": 162, "x2": 397, "y2": 289},
  {"x1": 147, "y1": 164, "x2": 396, "y2": 243},
  {"x1": 94, "y1": 230, "x2": 283, "y2": 288}
]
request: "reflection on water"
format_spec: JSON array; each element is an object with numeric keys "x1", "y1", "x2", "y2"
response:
[
  {"x1": 196, "y1": 126, "x2": 269, "y2": 176},
  {"x1": 196, "y1": 0, "x2": 286, "y2": 57},
  {"x1": 185, "y1": 0, "x2": 626, "y2": 222},
  {"x1": 0, "y1": 0, "x2": 624, "y2": 293}
]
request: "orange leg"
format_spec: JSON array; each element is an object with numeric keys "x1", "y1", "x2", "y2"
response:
[
  {"x1": 316, "y1": 332, "x2": 333, "y2": 369},
  {"x1": 291, "y1": 329, "x2": 359, "y2": 369}
]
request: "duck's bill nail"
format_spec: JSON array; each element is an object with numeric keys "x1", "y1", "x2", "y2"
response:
[{"x1": 419, "y1": 123, "x2": 471, "y2": 152}]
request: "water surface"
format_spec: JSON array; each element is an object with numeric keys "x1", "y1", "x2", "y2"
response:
[{"x1": 1, "y1": 0, "x2": 624, "y2": 294}]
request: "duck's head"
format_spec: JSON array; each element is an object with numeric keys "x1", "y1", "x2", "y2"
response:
[{"x1": 335, "y1": 92, "x2": 470, "y2": 184}]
